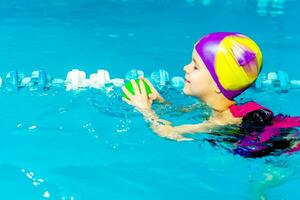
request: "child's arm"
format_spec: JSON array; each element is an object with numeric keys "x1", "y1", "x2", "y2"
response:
[
  {"x1": 122, "y1": 78, "x2": 220, "y2": 141},
  {"x1": 142, "y1": 77, "x2": 200, "y2": 113},
  {"x1": 140, "y1": 108, "x2": 219, "y2": 141}
]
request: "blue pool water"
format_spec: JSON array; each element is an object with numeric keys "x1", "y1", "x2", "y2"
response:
[{"x1": 1, "y1": 0, "x2": 300, "y2": 199}]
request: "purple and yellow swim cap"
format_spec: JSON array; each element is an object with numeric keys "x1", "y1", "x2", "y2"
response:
[{"x1": 195, "y1": 32, "x2": 263, "y2": 100}]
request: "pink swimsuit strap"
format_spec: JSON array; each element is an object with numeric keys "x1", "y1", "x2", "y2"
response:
[
  {"x1": 229, "y1": 101, "x2": 300, "y2": 129},
  {"x1": 229, "y1": 101, "x2": 272, "y2": 118}
]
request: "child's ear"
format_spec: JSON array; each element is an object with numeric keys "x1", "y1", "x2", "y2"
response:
[
  {"x1": 215, "y1": 88, "x2": 221, "y2": 94},
  {"x1": 213, "y1": 83, "x2": 221, "y2": 94}
]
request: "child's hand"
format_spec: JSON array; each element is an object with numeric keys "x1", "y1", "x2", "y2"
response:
[
  {"x1": 152, "y1": 124, "x2": 194, "y2": 141},
  {"x1": 139, "y1": 77, "x2": 165, "y2": 103},
  {"x1": 122, "y1": 79, "x2": 153, "y2": 112}
]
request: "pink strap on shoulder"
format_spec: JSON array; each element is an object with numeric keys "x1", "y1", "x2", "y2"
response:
[
  {"x1": 229, "y1": 101, "x2": 272, "y2": 118},
  {"x1": 271, "y1": 116, "x2": 300, "y2": 128}
]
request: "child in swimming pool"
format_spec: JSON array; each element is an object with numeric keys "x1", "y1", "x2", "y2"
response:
[{"x1": 122, "y1": 32, "x2": 300, "y2": 142}]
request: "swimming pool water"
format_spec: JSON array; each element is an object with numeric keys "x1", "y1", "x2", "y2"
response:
[{"x1": 1, "y1": 0, "x2": 300, "y2": 199}]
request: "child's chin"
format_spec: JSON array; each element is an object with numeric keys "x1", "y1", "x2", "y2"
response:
[{"x1": 183, "y1": 87, "x2": 192, "y2": 96}]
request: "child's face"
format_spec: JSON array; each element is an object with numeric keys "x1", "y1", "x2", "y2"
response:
[{"x1": 183, "y1": 48, "x2": 218, "y2": 99}]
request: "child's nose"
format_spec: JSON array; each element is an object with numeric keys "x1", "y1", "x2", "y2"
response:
[{"x1": 183, "y1": 62, "x2": 192, "y2": 73}]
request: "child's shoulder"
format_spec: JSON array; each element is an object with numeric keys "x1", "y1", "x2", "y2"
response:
[
  {"x1": 209, "y1": 109, "x2": 243, "y2": 126},
  {"x1": 229, "y1": 100, "x2": 274, "y2": 127},
  {"x1": 209, "y1": 101, "x2": 273, "y2": 127},
  {"x1": 229, "y1": 101, "x2": 273, "y2": 118}
]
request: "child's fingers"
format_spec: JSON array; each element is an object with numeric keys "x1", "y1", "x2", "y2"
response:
[
  {"x1": 149, "y1": 98, "x2": 153, "y2": 105},
  {"x1": 177, "y1": 137, "x2": 194, "y2": 142},
  {"x1": 122, "y1": 97, "x2": 132, "y2": 105},
  {"x1": 149, "y1": 93, "x2": 157, "y2": 100},
  {"x1": 122, "y1": 86, "x2": 133, "y2": 99},
  {"x1": 131, "y1": 79, "x2": 140, "y2": 95},
  {"x1": 142, "y1": 78, "x2": 157, "y2": 92},
  {"x1": 169, "y1": 134, "x2": 193, "y2": 142},
  {"x1": 157, "y1": 95, "x2": 165, "y2": 103},
  {"x1": 157, "y1": 119, "x2": 172, "y2": 125},
  {"x1": 142, "y1": 78, "x2": 165, "y2": 102},
  {"x1": 139, "y1": 76, "x2": 157, "y2": 100},
  {"x1": 139, "y1": 79, "x2": 146, "y2": 97}
]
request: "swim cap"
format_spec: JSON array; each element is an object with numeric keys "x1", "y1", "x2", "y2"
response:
[{"x1": 195, "y1": 32, "x2": 263, "y2": 100}]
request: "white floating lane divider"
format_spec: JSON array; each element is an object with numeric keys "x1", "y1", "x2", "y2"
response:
[
  {"x1": 2, "y1": 69, "x2": 299, "y2": 93},
  {"x1": 65, "y1": 69, "x2": 126, "y2": 91},
  {"x1": 125, "y1": 69, "x2": 144, "y2": 80},
  {"x1": 51, "y1": 78, "x2": 65, "y2": 86},
  {"x1": 277, "y1": 70, "x2": 289, "y2": 91},
  {"x1": 290, "y1": 80, "x2": 300, "y2": 89},
  {"x1": 29, "y1": 70, "x2": 52, "y2": 90},
  {"x1": 171, "y1": 76, "x2": 185, "y2": 89},
  {"x1": 65, "y1": 69, "x2": 89, "y2": 91},
  {"x1": 5, "y1": 70, "x2": 22, "y2": 90},
  {"x1": 89, "y1": 69, "x2": 111, "y2": 89},
  {"x1": 4, "y1": 70, "x2": 51, "y2": 91},
  {"x1": 21, "y1": 76, "x2": 32, "y2": 87},
  {"x1": 150, "y1": 69, "x2": 170, "y2": 87},
  {"x1": 110, "y1": 78, "x2": 125, "y2": 87},
  {"x1": 254, "y1": 71, "x2": 291, "y2": 92}
]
